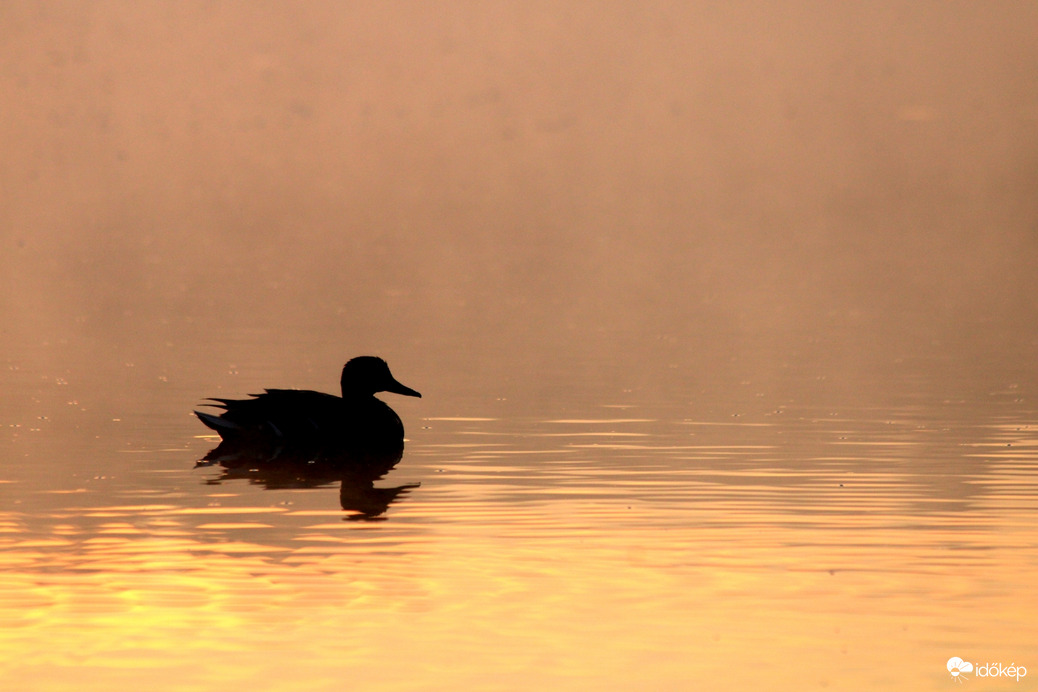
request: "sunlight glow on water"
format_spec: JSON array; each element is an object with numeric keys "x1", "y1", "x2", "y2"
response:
[{"x1": 2, "y1": 408, "x2": 1037, "y2": 690}]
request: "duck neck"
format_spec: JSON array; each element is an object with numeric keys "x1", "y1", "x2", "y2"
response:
[{"x1": 340, "y1": 387, "x2": 375, "y2": 401}]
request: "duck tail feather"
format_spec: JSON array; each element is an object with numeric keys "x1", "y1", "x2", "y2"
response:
[
  {"x1": 201, "y1": 397, "x2": 235, "y2": 409},
  {"x1": 194, "y1": 410, "x2": 241, "y2": 437}
]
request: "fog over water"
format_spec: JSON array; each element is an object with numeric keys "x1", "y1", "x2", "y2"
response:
[
  {"x1": 5, "y1": 2, "x2": 1036, "y2": 397},
  {"x1": 2, "y1": 3, "x2": 1037, "y2": 690}
]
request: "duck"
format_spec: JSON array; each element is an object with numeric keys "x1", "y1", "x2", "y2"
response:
[{"x1": 194, "y1": 356, "x2": 421, "y2": 451}]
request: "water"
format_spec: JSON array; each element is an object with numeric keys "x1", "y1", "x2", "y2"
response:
[
  {"x1": 3, "y1": 3, "x2": 1038, "y2": 690},
  {"x1": 3, "y1": 354, "x2": 1036, "y2": 690}
]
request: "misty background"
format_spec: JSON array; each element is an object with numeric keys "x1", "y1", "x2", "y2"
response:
[{"x1": 2, "y1": 1, "x2": 1037, "y2": 428}]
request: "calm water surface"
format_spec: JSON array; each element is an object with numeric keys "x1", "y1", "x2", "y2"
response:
[
  {"x1": 2, "y1": 347, "x2": 1036, "y2": 691},
  {"x1": 3, "y1": 2, "x2": 1038, "y2": 690}
]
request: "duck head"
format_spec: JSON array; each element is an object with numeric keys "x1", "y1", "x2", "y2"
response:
[{"x1": 340, "y1": 356, "x2": 421, "y2": 399}]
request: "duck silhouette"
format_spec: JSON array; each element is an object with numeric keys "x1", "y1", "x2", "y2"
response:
[
  {"x1": 195, "y1": 356, "x2": 420, "y2": 457},
  {"x1": 194, "y1": 356, "x2": 421, "y2": 518}
]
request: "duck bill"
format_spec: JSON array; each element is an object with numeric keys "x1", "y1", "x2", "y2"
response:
[{"x1": 386, "y1": 379, "x2": 422, "y2": 398}]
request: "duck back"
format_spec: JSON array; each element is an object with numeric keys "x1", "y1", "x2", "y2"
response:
[{"x1": 196, "y1": 388, "x2": 404, "y2": 450}]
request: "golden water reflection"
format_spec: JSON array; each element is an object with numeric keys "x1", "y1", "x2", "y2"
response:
[{"x1": 1, "y1": 413, "x2": 1036, "y2": 690}]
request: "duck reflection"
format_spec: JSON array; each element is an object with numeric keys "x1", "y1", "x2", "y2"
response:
[
  {"x1": 194, "y1": 356, "x2": 421, "y2": 520},
  {"x1": 195, "y1": 441, "x2": 419, "y2": 520}
]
